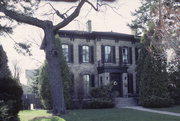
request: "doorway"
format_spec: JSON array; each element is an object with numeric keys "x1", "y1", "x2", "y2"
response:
[{"x1": 110, "y1": 73, "x2": 122, "y2": 97}]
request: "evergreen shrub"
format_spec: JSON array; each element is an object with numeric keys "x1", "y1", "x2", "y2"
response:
[
  {"x1": 87, "y1": 84, "x2": 114, "y2": 109},
  {"x1": 0, "y1": 78, "x2": 23, "y2": 121}
]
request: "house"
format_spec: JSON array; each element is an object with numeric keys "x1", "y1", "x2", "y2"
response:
[{"x1": 58, "y1": 25, "x2": 139, "y2": 102}]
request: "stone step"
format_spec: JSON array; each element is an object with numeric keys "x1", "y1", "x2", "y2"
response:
[{"x1": 114, "y1": 97, "x2": 138, "y2": 108}]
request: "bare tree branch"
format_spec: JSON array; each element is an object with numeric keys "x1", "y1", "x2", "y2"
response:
[
  {"x1": 48, "y1": 3, "x2": 66, "y2": 19},
  {"x1": 86, "y1": 0, "x2": 99, "y2": 11},
  {"x1": 53, "y1": 0, "x2": 86, "y2": 31},
  {"x1": 0, "y1": 5, "x2": 46, "y2": 29}
]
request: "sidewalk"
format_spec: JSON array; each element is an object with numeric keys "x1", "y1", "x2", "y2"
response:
[{"x1": 124, "y1": 106, "x2": 180, "y2": 117}]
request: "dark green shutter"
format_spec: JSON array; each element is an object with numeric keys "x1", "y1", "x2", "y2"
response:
[
  {"x1": 135, "y1": 47, "x2": 138, "y2": 64},
  {"x1": 91, "y1": 74, "x2": 95, "y2": 87},
  {"x1": 69, "y1": 45, "x2": 73, "y2": 63},
  {"x1": 78, "y1": 45, "x2": 82, "y2": 63},
  {"x1": 90, "y1": 46, "x2": 94, "y2": 64},
  {"x1": 119, "y1": 47, "x2": 122, "y2": 66},
  {"x1": 112, "y1": 46, "x2": 116, "y2": 63},
  {"x1": 129, "y1": 47, "x2": 132, "y2": 64},
  {"x1": 128, "y1": 73, "x2": 133, "y2": 93},
  {"x1": 101, "y1": 45, "x2": 105, "y2": 63}
]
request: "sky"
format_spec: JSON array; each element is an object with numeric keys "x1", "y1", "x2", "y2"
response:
[{"x1": 0, "y1": 0, "x2": 141, "y2": 84}]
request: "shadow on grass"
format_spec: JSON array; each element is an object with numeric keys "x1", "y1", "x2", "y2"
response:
[{"x1": 30, "y1": 116, "x2": 65, "y2": 121}]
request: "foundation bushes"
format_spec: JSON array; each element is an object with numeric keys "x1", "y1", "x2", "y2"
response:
[
  {"x1": 87, "y1": 99, "x2": 114, "y2": 109},
  {"x1": 87, "y1": 84, "x2": 114, "y2": 109}
]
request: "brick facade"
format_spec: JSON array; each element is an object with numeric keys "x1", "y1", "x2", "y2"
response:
[{"x1": 58, "y1": 30, "x2": 139, "y2": 98}]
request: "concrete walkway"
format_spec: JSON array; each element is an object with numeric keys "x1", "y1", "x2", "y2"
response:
[{"x1": 124, "y1": 106, "x2": 180, "y2": 117}]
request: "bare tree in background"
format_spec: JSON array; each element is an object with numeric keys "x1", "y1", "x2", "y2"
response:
[
  {"x1": 0, "y1": 0, "x2": 116, "y2": 115},
  {"x1": 12, "y1": 60, "x2": 21, "y2": 80}
]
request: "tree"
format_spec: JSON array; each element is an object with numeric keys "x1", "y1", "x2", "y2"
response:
[
  {"x1": 0, "y1": 78, "x2": 23, "y2": 121},
  {"x1": 0, "y1": 46, "x2": 22, "y2": 121},
  {"x1": 38, "y1": 61, "x2": 52, "y2": 109},
  {"x1": 168, "y1": 62, "x2": 180, "y2": 105},
  {"x1": 11, "y1": 60, "x2": 21, "y2": 80},
  {"x1": 130, "y1": 0, "x2": 179, "y2": 60},
  {"x1": 137, "y1": 34, "x2": 173, "y2": 107},
  {"x1": 30, "y1": 69, "x2": 39, "y2": 95},
  {"x1": 38, "y1": 35, "x2": 73, "y2": 109},
  {"x1": 0, "y1": 45, "x2": 11, "y2": 78},
  {"x1": 0, "y1": 0, "x2": 115, "y2": 115}
]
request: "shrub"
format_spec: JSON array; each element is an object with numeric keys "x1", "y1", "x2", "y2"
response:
[
  {"x1": 142, "y1": 95, "x2": 173, "y2": 108},
  {"x1": 87, "y1": 84, "x2": 114, "y2": 109},
  {"x1": 90, "y1": 84, "x2": 113, "y2": 99},
  {"x1": 0, "y1": 101, "x2": 9, "y2": 121},
  {"x1": 0, "y1": 77, "x2": 23, "y2": 121},
  {"x1": 87, "y1": 99, "x2": 114, "y2": 109}
]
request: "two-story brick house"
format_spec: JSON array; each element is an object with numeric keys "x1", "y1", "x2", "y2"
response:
[{"x1": 58, "y1": 29, "x2": 139, "y2": 100}]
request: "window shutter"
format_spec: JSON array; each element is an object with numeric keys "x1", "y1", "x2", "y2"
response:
[
  {"x1": 69, "y1": 45, "x2": 73, "y2": 63},
  {"x1": 78, "y1": 45, "x2": 82, "y2": 63},
  {"x1": 112, "y1": 46, "x2": 116, "y2": 63},
  {"x1": 90, "y1": 74, "x2": 95, "y2": 87},
  {"x1": 129, "y1": 47, "x2": 132, "y2": 64},
  {"x1": 101, "y1": 45, "x2": 105, "y2": 63},
  {"x1": 135, "y1": 47, "x2": 138, "y2": 63},
  {"x1": 128, "y1": 73, "x2": 133, "y2": 93},
  {"x1": 90, "y1": 46, "x2": 94, "y2": 64},
  {"x1": 119, "y1": 47, "x2": 122, "y2": 66}
]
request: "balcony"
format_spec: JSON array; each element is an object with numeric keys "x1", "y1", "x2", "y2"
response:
[{"x1": 97, "y1": 59, "x2": 128, "y2": 74}]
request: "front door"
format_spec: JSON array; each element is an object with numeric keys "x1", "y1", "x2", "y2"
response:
[{"x1": 110, "y1": 73, "x2": 122, "y2": 97}]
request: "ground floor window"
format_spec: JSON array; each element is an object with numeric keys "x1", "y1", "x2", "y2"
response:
[
  {"x1": 83, "y1": 74, "x2": 95, "y2": 96},
  {"x1": 83, "y1": 74, "x2": 90, "y2": 96}
]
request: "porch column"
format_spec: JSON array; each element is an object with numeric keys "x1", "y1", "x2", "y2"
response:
[{"x1": 122, "y1": 73, "x2": 128, "y2": 97}]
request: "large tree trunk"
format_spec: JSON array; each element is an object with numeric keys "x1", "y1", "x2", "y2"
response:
[{"x1": 43, "y1": 21, "x2": 66, "y2": 115}]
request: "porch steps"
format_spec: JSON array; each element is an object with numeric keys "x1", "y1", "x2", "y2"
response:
[{"x1": 114, "y1": 97, "x2": 138, "y2": 108}]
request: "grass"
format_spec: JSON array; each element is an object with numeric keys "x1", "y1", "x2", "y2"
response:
[
  {"x1": 153, "y1": 105, "x2": 180, "y2": 113},
  {"x1": 62, "y1": 108, "x2": 180, "y2": 121},
  {"x1": 19, "y1": 108, "x2": 180, "y2": 121},
  {"x1": 19, "y1": 110, "x2": 51, "y2": 121}
]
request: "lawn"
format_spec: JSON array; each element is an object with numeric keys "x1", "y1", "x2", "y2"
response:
[
  {"x1": 19, "y1": 108, "x2": 180, "y2": 121},
  {"x1": 153, "y1": 105, "x2": 180, "y2": 113},
  {"x1": 19, "y1": 110, "x2": 64, "y2": 121}
]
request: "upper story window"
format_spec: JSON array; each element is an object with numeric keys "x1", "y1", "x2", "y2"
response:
[
  {"x1": 119, "y1": 47, "x2": 132, "y2": 65},
  {"x1": 101, "y1": 45, "x2": 116, "y2": 63},
  {"x1": 79, "y1": 45, "x2": 94, "y2": 63},
  {"x1": 105, "y1": 46, "x2": 111, "y2": 63},
  {"x1": 82, "y1": 46, "x2": 90, "y2": 63},
  {"x1": 62, "y1": 44, "x2": 73, "y2": 63},
  {"x1": 62, "y1": 44, "x2": 69, "y2": 62},
  {"x1": 122, "y1": 48, "x2": 128, "y2": 64}
]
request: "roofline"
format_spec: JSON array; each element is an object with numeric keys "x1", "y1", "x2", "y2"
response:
[{"x1": 57, "y1": 30, "x2": 140, "y2": 42}]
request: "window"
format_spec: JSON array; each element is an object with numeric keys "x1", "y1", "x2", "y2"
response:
[
  {"x1": 62, "y1": 44, "x2": 69, "y2": 62},
  {"x1": 62, "y1": 44, "x2": 73, "y2": 63},
  {"x1": 82, "y1": 46, "x2": 90, "y2": 63},
  {"x1": 83, "y1": 74, "x2": 90, "y2": 96},
  {"x1": 122, "y1": 48, "x2": 128, "y2": 64},
  {"x1": 101, "y1": 45, "x2": 116, "y2": 63},
  {"x1": 119, "y1": 47, "x2": 132, "y2": 65},
  {"x1": 79, "y1": 45, "x2": 94, "y2": 63},
  {"x1": 83, "y1": 74, "x2": 95, "y2": 96},
  {"x1": 105, "y1": 46, "x2": 111, "y2": 63}
]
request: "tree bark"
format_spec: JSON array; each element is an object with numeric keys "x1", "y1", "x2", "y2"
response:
[{"x1": 43, "y1": 21, "x2": 66, "y2": 115}]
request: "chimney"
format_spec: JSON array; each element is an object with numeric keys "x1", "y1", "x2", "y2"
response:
[{"x1": 86, "y1": 20, "x2": 92, "y2": 32}]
